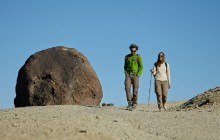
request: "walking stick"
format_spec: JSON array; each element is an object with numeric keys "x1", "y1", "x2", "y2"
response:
[{"x1": 148, "y1": 73, "x2": 152, "y2": 106}]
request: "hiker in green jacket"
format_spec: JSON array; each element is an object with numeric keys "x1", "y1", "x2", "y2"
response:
[{"x1": 124, "y1": 44, "x2": 143, "y2": 110}]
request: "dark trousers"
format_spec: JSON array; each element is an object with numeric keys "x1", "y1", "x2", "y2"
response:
[{"x1": 125, "y1": 73, "x2": 139, "y2": 105}]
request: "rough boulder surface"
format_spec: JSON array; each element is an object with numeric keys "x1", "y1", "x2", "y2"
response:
[
  {"x1": 14, "y1": 46, "x2": 103, "y2": 107},
  {"x1": 170, "y1": 87, "x2": 220, "y2": 110}
]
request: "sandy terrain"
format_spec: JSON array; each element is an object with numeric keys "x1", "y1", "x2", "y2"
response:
[{"x1": 0, "y1": 101, "x2": 220, "y2": 140}]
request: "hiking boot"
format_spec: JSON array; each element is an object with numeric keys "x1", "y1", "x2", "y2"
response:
[
  {"x1": 163, "y1": 106, "x2": 168, "y2": 111},
  {"x1": 127, "y1": 105, "x2": 132, "y2": 111},
  {"x1": 126, "y1": 102, "x2": 133, "y2": 111},
  {"x1": 163, "y1": 104, "x2": 168, "y2": 110},
  {"x1": 132, "y1": 104, "x2": 137, "y2": 110}
]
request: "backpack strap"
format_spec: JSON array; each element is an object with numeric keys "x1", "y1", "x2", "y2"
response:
[
  {"x1": 165, "y1": 62, "x2": 167, "y2": 73},
  {"x1": 136, "y1": 54, "x2": 139, "y2": 64},
  {"x1": 154, "y1": 62, "x2": 157, "y2": 71}
]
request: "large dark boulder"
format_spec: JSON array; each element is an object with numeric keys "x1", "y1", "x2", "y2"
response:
[{"x1": 14, "y1": 46, "x2": 103, "y2": 107}]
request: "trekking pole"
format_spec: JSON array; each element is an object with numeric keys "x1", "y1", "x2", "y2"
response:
[{"x1": 148, "y1": 73, "x2": 152, "y2": 106}]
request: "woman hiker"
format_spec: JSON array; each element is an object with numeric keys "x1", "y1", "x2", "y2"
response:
[{"x1": 151, "y1": 52, "x2": 171, "y2": 112}]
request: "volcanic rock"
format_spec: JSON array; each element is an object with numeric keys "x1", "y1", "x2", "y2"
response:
[
  {"x1": 170, "y1": 87, "x2": 220, "y2": 110},
  {"x1": 14, "y1": 46, "x2": 102, "y2": 107}
]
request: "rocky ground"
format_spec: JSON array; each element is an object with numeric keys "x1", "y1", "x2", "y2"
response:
[
  {"x1": 170, "y1": 87, "x2": 220, "y2": 110},
  {"x1": 0, "y1": 87, "x2": 220, "y2": 140}
]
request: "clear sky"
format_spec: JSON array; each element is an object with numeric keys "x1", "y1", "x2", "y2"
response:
[{"x1": 1, "y1": 0, "x2": 220, "y2": 109}]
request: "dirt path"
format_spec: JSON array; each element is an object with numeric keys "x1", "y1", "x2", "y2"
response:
[{"x1": 0, "y1": 101, "x2": 220, "y2": 140}]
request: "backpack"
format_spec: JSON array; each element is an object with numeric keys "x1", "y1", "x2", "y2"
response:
[
  {"x1": 125, "y1": 54, "x2": 139, "y2": 73},
  {"x1": 126, "y1": 54, "x2": 139, "y2": 64}
]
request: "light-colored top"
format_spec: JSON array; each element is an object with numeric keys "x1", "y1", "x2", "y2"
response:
[{"x1": 152, "y1": 62, "x2": 171, "y2": 86}]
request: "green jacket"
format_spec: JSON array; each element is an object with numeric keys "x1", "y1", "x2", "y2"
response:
[{"x1": 124, "y1": 53, "x2": 143, "y2": 77}]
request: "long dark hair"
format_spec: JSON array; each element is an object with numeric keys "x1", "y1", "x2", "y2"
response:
[{"x1": 156, "y1": 52, "x2": 165, "y2": 67}]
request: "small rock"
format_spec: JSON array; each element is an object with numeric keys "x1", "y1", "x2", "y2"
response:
[
  {"x1": 113, "y1": 120, "x2": 118, "y2": 122},
  {"x1": 79, "y1": 130, "x2": 87, "y2": 133}
]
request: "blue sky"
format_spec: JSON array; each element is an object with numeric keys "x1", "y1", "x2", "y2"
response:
[{"x1": 1, "y1": 0, "x2": 220, "y2": 109}]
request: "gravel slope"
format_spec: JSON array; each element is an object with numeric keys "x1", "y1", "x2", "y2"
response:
[{"x1": 0, "y1": 101, "x2": 220, "y2": 140}]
